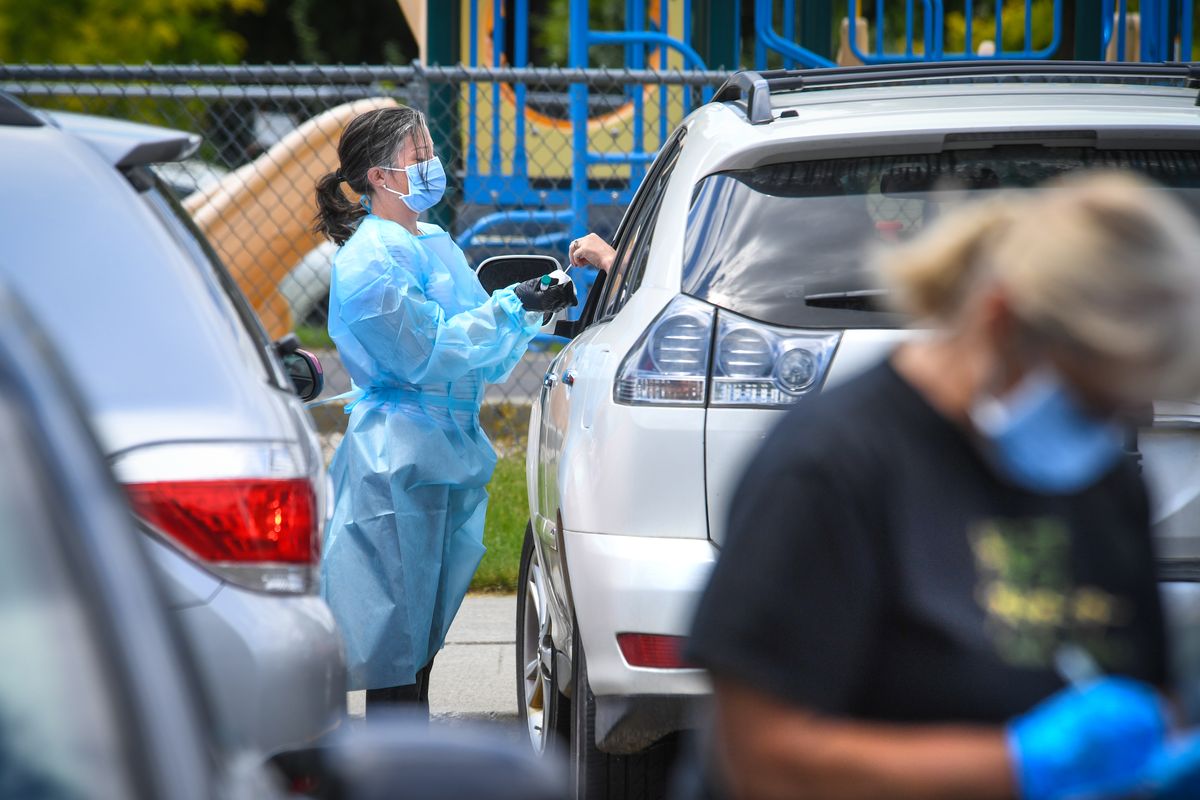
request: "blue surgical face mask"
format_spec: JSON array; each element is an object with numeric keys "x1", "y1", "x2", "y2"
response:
[
  {"x1": 378, "y1": 156, "x2": 446, "y2": 213},
  {"x1": 969, "y1": 367, "x2": 1125, "y2": 495}
]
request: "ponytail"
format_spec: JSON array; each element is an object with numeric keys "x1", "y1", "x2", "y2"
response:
[
  {"x1": 314, "y1": 106, "x2": 427, "y2": 246},
  {"x1": 313, "y1": 171, "x2": 364, "y2": 246}
]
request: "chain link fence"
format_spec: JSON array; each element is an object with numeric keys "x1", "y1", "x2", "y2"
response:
[{"x1": 0, "y1": 62, "x2": 729, "y2": 436}]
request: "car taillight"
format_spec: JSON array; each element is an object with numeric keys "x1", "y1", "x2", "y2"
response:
[
  {"x1": 614, "y1": 295, "x2": 714, "y2": 406},
  {"x1": 616, "y1": 633, "x2": 693, "y2": 669},
  {"x1": 710, "y1": 310, "x2": 841, "y2": 407},
  {"x1": 125, "y1": 479, "x2": 315, "y2": 563},
  {"x1": 113, "y1": 443, "x2": 320, "y2": 594},
  {"x1": 613, "y1": 296, "x2": 841, "y2": 408}
]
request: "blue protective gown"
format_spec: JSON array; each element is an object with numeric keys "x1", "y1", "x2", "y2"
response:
[{"x1": 321, "y1": 216, "x2": 542, "y2": 691}]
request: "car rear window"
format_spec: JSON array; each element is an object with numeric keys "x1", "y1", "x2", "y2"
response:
[
  {"x1": 0, "y1": 130, "x2": 287, "y2": 441},
  {"x1": 136, "y1": 172, "x2": 286, "y2": 389},
  {"x1": 682, "y1": 147, "x2": 1200, "y2": 328}
]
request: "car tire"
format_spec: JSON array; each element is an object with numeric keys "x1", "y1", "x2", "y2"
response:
[
  {"x1": 570, "y1": 633, "x2": 679, "y2": 800},
  {"x1": 517, "y1": 523, "x2": 570, "y2": 755}
]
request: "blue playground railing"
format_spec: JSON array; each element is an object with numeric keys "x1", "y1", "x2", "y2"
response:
[
  {"x1": 456, "y1": 0, "x2": 1197, "y2": 348},
  {"x1": 811, "y1": 0, "x2": 1190, "y2": 66},
  {"x1": 459, "y1": 0, "x2": 707, "y2": 254},
  {"x1": 753, "y1": 0, "x2": 838, "y2": 68},
  {"x1": 1103, "y1": 0, "x2": 1195, "y2": 62},
  {"x1": 459, "y1": 0, "x2": 711, "y2": 341},
  {"x1": 465, "y1": 0, "x2": 1198, "y2": 261},
  {"x1": 837, "y1": 0, "x2": 1065, "y2": 64},
  {"x1": 567, "y1": 0, "x2": 710, "y2": 243}
]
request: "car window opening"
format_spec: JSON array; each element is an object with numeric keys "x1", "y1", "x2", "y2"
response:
[{"x1": 683, "y1": 146, "x2": 1200, "y2": 329}]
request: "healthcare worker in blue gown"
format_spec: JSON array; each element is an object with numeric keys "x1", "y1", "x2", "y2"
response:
[{"x1": 312, "y1": 107, "x2": 575, "y2": 712}]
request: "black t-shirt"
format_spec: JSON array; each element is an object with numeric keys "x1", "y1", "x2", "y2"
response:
[{"x1": 688, "y1": 359, "x2": 1167, "y2": 724}]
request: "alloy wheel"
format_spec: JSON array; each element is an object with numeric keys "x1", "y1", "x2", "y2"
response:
[{"x1": 521, "y1": 544, "x2": 555, "y2": 753}]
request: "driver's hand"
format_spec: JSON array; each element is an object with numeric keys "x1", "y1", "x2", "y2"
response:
[{"x1": 569, "y1": 233, "x2": 617, "y2": 272}]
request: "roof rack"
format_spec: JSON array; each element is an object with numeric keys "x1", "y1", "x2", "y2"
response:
[
  {"x1": 711, "y1": 61, "x2": 1200, "y2": 125},
  {"x1": 0, "y1": 92, "x2": 43, "y2": 127}
]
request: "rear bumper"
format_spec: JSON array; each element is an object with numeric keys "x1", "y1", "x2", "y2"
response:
[
  {"x1": 564, "y1": 530, "x2": 715, "y2": 750},
  {"x1": 177, "y1": 582, "x2": 346, "y2": 757},
  {"x1": 146, "y1": 537, "x2": 346, "y2": 758},
  {"x1": 592, "y1": 693, "x2": 710, "y2": 754}
]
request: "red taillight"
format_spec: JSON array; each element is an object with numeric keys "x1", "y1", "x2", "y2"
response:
[
  {"x1": 616, "y1": 633, "x2": 693, "y2": 669},
  {"x1": 125, "y1": 479, "x2": 317, "y2": 564}
]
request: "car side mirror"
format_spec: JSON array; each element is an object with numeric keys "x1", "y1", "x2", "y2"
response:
[
  {"x1": 271, "y1": 713, "x2": 565, "y2": 800},
  {"x1": 475, "y1": 253, "x2": 563, "y2": 295},
  {"x1": 274, "y1": 335, "x2": 324, "y2": 402},
  {"x1": 283, "y1": 350, "x2": 323, "y2": 402},
  {"x1": 553, "y1": 318, "x2": 579, "y2": 339},
  {"x1": 554, "y1": 268, "x2": 608, "y2": 340}
]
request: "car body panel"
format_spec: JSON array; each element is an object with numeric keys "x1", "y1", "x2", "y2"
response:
[
  {"x1": 1142, "y1": 413, "x2": 1200, "y2": 563},
  {"x1": 563, "y1": 529, "x2": 714, "y2": 697},
  {"x1": 707, "y1": 330, "x2": 914, "y2": 546},
  {"x1": 143, "y1": 534, "x2": 224, "y2": 610},
  {"x1": 143, "y1": 532, "x2": 345, "y2": 753},
  {"x1": 1162, "y1": 581, "x2": 1200, "y2": 723},
  {"x1": 530, "y1": 75, "x2": 1200, "y2": 750},
  {"x1": 0, "y1": 285, "x2": 218, "y2": 800},
  {"x1": 47, "y1": 108, "x2": 200, "y2": 168},
  {"x1": 0, "y1": 127, "x2": 296, "y2": 453},
  {"x1": 176, "y1": 577, "x2": 344, "y2": 756},
  {"x1": 0, "y1": 114, "x2": 343, "y2": 758}
]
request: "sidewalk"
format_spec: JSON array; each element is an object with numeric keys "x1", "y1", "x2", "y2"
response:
[{"x1": 347, "y1": 594, "x2": 520, "y2": 730}]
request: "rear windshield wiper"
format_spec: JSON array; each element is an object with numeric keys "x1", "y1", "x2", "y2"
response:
[{"x1": 804, "y1": 288, "x2": 890, "y2": 311}]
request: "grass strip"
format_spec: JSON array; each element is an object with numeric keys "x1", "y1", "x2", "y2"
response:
[{"x1": 472, "y1": 453, "x2": 527, "y2": 592}]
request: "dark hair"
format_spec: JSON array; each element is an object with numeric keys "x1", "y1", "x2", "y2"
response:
[{"x1": 313, "y1": 105, "x2": 427, "y2": 245}]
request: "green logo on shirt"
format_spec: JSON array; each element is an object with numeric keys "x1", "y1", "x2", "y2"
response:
[{"x1": 970, "y1": 518, "x2": 1131, "y2": 669}]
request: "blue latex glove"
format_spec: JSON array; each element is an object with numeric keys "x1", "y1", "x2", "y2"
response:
[
  {"x1": 1007, "y1": 677, "x2": 1168, "y2": 800},
  {"x1": 1140, "y1": 731, "x2": 1200, "y2": 799}
]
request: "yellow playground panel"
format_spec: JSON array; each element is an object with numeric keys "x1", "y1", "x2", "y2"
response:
[{"x1": 460, "y1": 0, "x2": 691, "y2": 187}]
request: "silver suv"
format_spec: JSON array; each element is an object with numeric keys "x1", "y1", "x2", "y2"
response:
[
  {"x1": 0, "y1": 96, "x2": 344, "y2": 759},
  {"x1": 520, "y1": 61, "x2": 1200, "y2": 798}
]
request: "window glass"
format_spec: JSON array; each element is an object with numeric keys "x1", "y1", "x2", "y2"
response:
[
  {"x1": 683, "y1": 147, "x2": 1200, "y2": 328},
  {"x1": 0, "y1": 397, "x2": 135, "y2": 799},
  {"x1": 599, "y1": 204, "x2": 654, "y2": 320},
  {"x1": 597, "y1": 130, "x2": 686, "y2": 321},
  {"x1": 139, "y1": 175, "x2": 286, "y2": 388},
  {"x1": 616, "y1": 175, "x2": 674, "y2": 309}
]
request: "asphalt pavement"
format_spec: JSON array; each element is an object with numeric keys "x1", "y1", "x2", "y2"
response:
[{"x1": 347, "y1": 594, "x2": 523, "y2": 739}]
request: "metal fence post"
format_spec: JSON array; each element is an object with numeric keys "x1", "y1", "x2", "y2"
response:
[
  {"x1": 696, "y1": 0, "x2": 739, "y2": 69},
  {"x1": 426, "y1": 4, "x2": 460, "y2": 233},
  {"x1": 800, "y1": 0, "x2": 833, "y2": 62},
  {"x1": 569, "y1": 0, "x2": 590, "y2": 242},
  {"x1": 1073, "y1": 0, "x2": 1105, "y2": 59}
]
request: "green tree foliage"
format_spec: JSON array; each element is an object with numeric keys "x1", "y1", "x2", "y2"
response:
[
  {"x1": 0, "y1": 0, "x2": 265, "y2": 63},
  {"x1": 532, "y1": 0, "x2": 628, "y2": 67},
  {"x1": 232, "y1": 0, "x2": 416, "y2": 64},
  {"x1": 945, "y1": 0, "x2": 1057, "y2": 54}
]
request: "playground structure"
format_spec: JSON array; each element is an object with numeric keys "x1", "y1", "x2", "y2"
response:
[
  {"x1": 169, "y1": 0, "x2": 1200, "y2": 337},
  {"x1": 428, "y1": 0, "x2": 1199, "y2": 251}
]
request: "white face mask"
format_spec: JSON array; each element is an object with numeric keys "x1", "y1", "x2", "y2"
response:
[{"x1": 377, "y1": 156, "x2": 447, "y2": 213}]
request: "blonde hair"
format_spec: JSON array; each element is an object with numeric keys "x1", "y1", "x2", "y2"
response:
[{"x1": 881, "y1": 171, "x2": 1200, "y2": 400}]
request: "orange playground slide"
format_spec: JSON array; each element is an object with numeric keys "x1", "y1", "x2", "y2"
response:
[{"x1": 184, "y1": 97, "x2": 398, "y2": 339}]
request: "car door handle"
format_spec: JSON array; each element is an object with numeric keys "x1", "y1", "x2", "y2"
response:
[{"x1": 543, "y1": 371, "x2": 558, "y2": 389}]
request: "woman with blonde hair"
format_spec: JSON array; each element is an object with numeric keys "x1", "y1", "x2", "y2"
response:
[{"x1": 686, "y1": 172, "x2": 1200, "y2": 799}]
